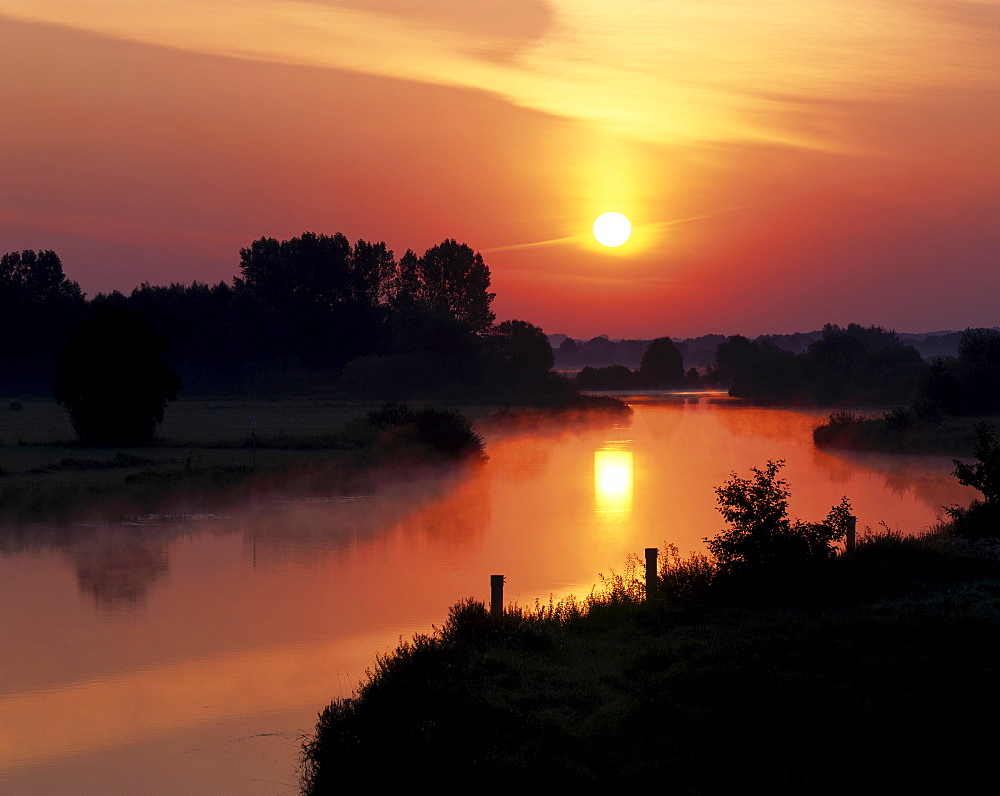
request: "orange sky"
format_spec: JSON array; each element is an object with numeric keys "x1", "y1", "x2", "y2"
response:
[{"x1": 1, "y1": 1, "x2": 997, "y2": 338}]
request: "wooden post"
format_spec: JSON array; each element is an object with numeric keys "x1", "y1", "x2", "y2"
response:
[
  {"x1": 846, "y1": 515, "x2": 857, "y2": 554},
  {"x1": 645, "y1": 548, "x2": 658, "y2": 601},
  {"x1": 490, "y1": 574, "x2": 504, "y2": 618}
]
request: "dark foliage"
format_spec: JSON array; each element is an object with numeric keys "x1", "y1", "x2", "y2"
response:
[
  {"x1": 302, "y1": 536, "x2": 1000, "y2": 793},
  {"x1": 53, "y1": 304, "x2": 181, "y2": 444},
  {"x1": 947, "y1": 422, "x2": 1000, "y2": 538},
  {"x1": 711, "y1": 324, "x2": 927, "y2": 403},
  {"x1": 482, "y1": 320, "x2": 554, "y2": 393},
  {"x1": 575, "y1": 364, "x2": 644, "y2": 390},
  {"x1": 367, "y1": 403, "x2": 486, "y2": 461},
  {"x1": 638, "y1": 336, "x2": 684, "y2": 386},
  {"x1": 417, "y1": 239, "x2": 496, "y2": 334},
  {"x1": 915, "y1": 329, "x2": 1000, "y2": 416},
  {"x1": 705, "y1": 460, "x2": 848, "y2": 576},
  {"x1": 0, "y1": 249, "x2": 87, "y2": 396}
]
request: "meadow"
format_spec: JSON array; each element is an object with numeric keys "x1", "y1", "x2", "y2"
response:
[
  {"x1": 0, "y1": 396, "x2": 625, "y2": 521},
  {"x1": 813, "y1": 409, "x2": 1000, "y2": 455},
  {"x1": 0, "y1": 398, "x2": 480, "y2": 521}
]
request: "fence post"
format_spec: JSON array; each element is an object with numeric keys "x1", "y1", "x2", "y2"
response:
[
  {"x1": 490, "y1": 574, "x2": 505, "y2": 618},
  {"x1": 645, "y1": 548, "x2": 658, "y2": 601},
  {"x1": 846, "y1": 515, "x2": 857, "y2": 554}
]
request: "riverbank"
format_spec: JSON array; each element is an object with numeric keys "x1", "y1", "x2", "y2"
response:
[
  {"x1": 0, "y1": 395, "x2": 629, "y2": 521},
  {"x1": 813, "y1": 410, "x2": 999, "y2": 455},
  {"x1": 302, "y1": 530, "x2": 1000, "y2": 791}
]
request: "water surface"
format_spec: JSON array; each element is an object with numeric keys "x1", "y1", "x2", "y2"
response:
[{"x1": 0, "y1": 396, "x2": 974, "y2": 793}]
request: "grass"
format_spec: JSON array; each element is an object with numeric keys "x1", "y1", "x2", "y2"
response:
[
  {"x1": 0, "y1": 398, "x2": 500, "y2": 521},
  {"x1": 301, "y1": 529, "x2": 1000, "y2": 792},
  {"x1": 813, "y1": 410, "x2": 999, "y2": 455}
]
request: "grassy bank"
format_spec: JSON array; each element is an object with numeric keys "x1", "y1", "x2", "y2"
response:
[
  {"x1": 813, "y1": 410, "x2": 999, "y2": 455},
  {"x1": 302, "y1": 531, "x2": 1000, "y2": 792},
  {"x1": 0, "y1": 395, "x2": 629, "y2": 521}
]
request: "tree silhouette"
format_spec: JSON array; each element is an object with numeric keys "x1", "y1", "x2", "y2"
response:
[
  {"x1": 483, "y1": 320, "x2": 553, "y2": 389},
  {"x1": 1, "y1": 249, "x2": 87, "y2": 394},
  {"x1": 418, "y1": 239, "x2": 496, "y2": 334},
  {"x1": 54, "y1": 304, "x2": 181, "y2": 445},
  {"x1": 639, "y1": 337, "x2": 684, "y2": 386},
  {"x1": 706, "y1": 460, "x2": 845, "y2": 574}
]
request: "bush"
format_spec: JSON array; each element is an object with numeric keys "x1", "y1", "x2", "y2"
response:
[
  {"x1": 53, "y1": 304, "x2": 181, "y2": 445},
  {"x1": 367, "y1": 402, "x2": 486, "y2": 461},
  {"x1": 947, "y1": 423, "x2": 1000, "y2": 539},
  {"x1": 705, "y1": 460, "x2": 847, "y2": 575}
]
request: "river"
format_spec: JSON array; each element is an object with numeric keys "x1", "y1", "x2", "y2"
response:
[{"x1": 0, "y1": 394, "x2": 975, "y2": 793}]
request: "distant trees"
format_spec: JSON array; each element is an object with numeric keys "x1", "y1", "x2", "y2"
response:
[
  {"x1": 711, "y1": 324, "x2": 927, "y2": 404},
  {"x1": 0, "y1": 250, "x2": 87, "y2": 395},
  {"x1": 54, "y1": 304, "x2": 181, "y2": 444},
  {"x1": 917, "y1": 328, "x2": 1000, "y2": 416},
  {"x1": 572, "y1": 336, "x2": 689, "y2": 391},
  {"x1": 482, "y1": 320, "x2": 554, "y2": 391},
  {"x1": 639, "y1": 337, "x2": 684, "y2": 387}
]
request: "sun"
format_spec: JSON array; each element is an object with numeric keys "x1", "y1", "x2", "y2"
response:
[{"x1": 593, "y1": 212, "x2": 632, "y2": 247}]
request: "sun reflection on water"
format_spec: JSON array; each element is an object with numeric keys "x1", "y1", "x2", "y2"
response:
[{"x1": 594, "y1": 449, "x2": 634, "y2": 527}]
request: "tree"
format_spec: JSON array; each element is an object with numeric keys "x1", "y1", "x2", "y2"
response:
[
  {"x1": 956, "y1": 328, "x2": 1000, "y2": 414},
  {"x1": 946, "y1": 422, "x2": 1000, "y2": 538},
  {"x1": 54, "y1": 304, "x2": 181, "y2": 444},
  {"x1": 0, "y1": 249, "x2": 84, "y2": 304},
  {"x1": 639, "y1": 337, "x2": 683, "y2": 386},
  {"x1": 0, "y1": 249, "x2": 87, "y2": 395},
  {"x1": 418, "y1": 240, "x2": 495, "y2": 334},
  {"x1": 952, "y1": 422, "x2": 1000, "y2": 505},
  {"x1": 483, "y1": 320, "x2": 553, "y2": 388},
  {"x1": 706, "y1": 460, "x2": 846, "y2": 574}
]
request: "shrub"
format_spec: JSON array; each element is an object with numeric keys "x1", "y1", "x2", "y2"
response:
[
  {"x1": 54, "y1": 304, "x2": 181, "y2": 445},
  {"x1": 705, "y1": 460, "x2": 847, "y2": 574},
  {"x1": 947, "y1": 423, "x2": 1000, "y2": 539},
  {"x1": 883, "y1": 406, "x2": 913, "y2": 432},
  {"x1": 367, "y1": 402, "x2": 486, "y2": 461}
]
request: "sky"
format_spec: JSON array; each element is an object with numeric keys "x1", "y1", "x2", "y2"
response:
[{"x1": 1, "y1": 0, "x2": 998, "y2": 339}]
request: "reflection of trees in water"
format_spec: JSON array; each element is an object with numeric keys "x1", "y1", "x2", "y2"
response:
[
  {"x1": 238, "y1": 464, "x2": 489, "y2": 561},
  {"x1": 0, "y1": 524, "x2": 173, "y2": 615},
  {"x1": 629, "y1": 401, "x2": 684, "y2": 442},
  {"x1": 73, "y1": 535, "x2": 169, "y2": 614},
  {"x1": 1, "y1": 463, "x2": 488, "y2": 607},
  {"x1": 711, "y1": 402, "x2": 827, "y2": 443},
  {"x1": 813, "y1": 447, "x2": 974, "y2": 514},
  {"x1": 481, "y1": 434, "x2": 554, "y2": 482},
  {"x1": 390, "y1": 470, "x2": 490, "y2": 549}
]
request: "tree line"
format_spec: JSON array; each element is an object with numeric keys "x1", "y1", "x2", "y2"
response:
[
  {"x1": 708, "y1": 322, "x2": 1000, "y2": 416},
  {"x1": 1, "y1": 235, "x2": 557, "y2": 406}
]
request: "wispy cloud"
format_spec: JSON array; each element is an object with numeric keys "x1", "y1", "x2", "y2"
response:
[{"x1": 2, "y1": 0, "x2": 997, "y2": 150}]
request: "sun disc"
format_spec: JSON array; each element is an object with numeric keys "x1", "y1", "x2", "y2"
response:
[{"x1": 593, "y1": 212, "x2": 632, "y2": 247}]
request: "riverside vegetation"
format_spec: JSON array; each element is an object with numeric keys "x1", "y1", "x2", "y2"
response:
[
  {"x1": 0, "y1": 396, "x2": 629, "y2": 521},
  {"x1": 301, "y1": 456, "x2": 1000, "y2": 792},
  {"x1": 812, "y1": 327, "x2": 1000, "y2": 455}
]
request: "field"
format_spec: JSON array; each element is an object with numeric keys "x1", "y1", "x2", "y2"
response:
[{"x1": 0, "y1": 398, "x2": 492, "y2": 521}]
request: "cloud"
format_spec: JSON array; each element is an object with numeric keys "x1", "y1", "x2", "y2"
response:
[{"x1": 2, "y1": 0, "x2": 997, "y2": 151}]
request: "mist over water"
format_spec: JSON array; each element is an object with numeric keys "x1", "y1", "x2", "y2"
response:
[{"x1": 0, "y1": 396, "x2": 974, "y2": 793}]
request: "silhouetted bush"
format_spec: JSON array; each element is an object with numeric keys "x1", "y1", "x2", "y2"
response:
[
  {"x1": 705, "y1": 460, "x2": 847, "y2": 576},
  {"x1": 367, "y1": 403, "x2": 485, "y2": 461},
  {"x1": 947, "y1": 422, "x2": 1000, "y2": 538},
  {"x1": 53, "y1": 304, "x2": 181, "y2": 445}
]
